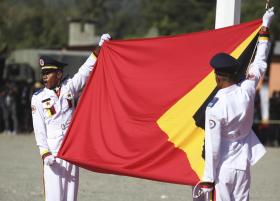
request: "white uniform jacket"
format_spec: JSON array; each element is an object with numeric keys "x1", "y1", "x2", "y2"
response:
[
  {"x1": 203, "y1": 39, "x2": 270, "y2": 182},
  {"x1": 31, "y1": 54, "x2": 96, "y2": 156}
]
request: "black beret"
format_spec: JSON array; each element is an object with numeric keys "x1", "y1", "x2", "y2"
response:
[
  {"x1": 210, "y1": 53, "x2": 240, "y2": 76},
  {"x1": 39, "y1": 56, "x2": 67, "y2": 73}
]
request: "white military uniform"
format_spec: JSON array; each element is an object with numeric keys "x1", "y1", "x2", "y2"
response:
[
  {"x1": 31, "y1": 53, "x2": 96, "y2": 201},
  {"x1": 203, "y1": 38, "x2": 270, "y2": 201}
]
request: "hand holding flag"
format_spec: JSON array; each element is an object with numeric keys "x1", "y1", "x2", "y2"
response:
[
  {"x1": 58, "y1": 19, "x2": 263, "y2": 186},
  {"x1": 99, "y1": 33, "x2": 111, "y2": 46},
  {"x1": 262, "y1": 7, "x2": 274, "y2": 28}
]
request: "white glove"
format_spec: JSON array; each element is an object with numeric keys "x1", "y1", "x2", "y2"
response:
[
  {"x1": 43, "y1": 154, "x2": 56, "y2": 166},
  {"x1": 262, "y1": 7, "x2": 274, "y2": 28},
  {"x1": 98, "y1": 33, "x2": 111, "y2": 46}
]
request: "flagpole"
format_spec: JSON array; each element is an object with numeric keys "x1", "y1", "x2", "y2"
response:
[{"x1": 215, "y1": 0, "x2": 242, "y2": 29}]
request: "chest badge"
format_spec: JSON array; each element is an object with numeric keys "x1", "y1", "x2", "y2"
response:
[
  {"x1": 42, "y1": 98, "x2": 56, "y2": 117},
  {"x1": 66, "y1": 93, "x2": 73, "y2": 108}
]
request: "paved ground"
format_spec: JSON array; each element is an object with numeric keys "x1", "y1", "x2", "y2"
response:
[{"x1": 0, "y1": 133, "x2": 279, "y2": 201}]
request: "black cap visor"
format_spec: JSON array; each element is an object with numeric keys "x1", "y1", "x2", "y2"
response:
[{"x1": 41, "y1": 68, "x2": 61, "y2": 75}]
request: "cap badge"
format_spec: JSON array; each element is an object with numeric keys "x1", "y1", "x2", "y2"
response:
[{"x1": 39, "y1": 59, "x2": 44, "y2": 67}]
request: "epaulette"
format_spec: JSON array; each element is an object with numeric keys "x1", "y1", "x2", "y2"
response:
[
  {"x1": 207, "y1": 97, "x2": 219, "y2": 108},
  {"x1": 33, "y1": 88, "x2": 43, "y2": 95}
]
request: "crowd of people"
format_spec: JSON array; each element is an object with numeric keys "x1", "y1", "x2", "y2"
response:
[
  {"x1": 1, "y1": 82, "x2": 280, "y2": 146},
  {"x1": 250, "y1": 89, "x2": 280, "y2": 147},
  {"x1": 0, "y1": 79, "x2": 42, "y2": 134},
  {"x1": 0, "y1": 77, "x2": 280, "y2": 147},
  {"x1": 267, "y1": 90, "x2": 280, "y2": 146},
  {"x1": 269, "y1": 90, "x2": 280, "y2": 121}
]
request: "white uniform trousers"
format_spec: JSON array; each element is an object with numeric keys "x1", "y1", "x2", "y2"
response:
[
  {"x1": 216, "y1": 164, "x2": 250, "y2": 201},
  {"x1": 44, "y1": 158, "x2": 79, "y2": 201}
]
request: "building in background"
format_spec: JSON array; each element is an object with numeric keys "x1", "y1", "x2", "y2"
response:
[
  {"x1": 68, "y1": 19, "x2": 100, "y2": 47},
  {"x1": 3, "y1": 19, "x2": 101, "y2": 81},
  {"x1": 269, "y1": 41, "x2": 280, "y2": 96},
  {"x1": 0, "y1": 20, "x2": 99, "y2": 133}
]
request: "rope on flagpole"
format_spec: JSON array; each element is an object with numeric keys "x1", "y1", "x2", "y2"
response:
[
  {"x1": 245, "y1": 0, "x2": 272, "y2": 76},
  {"x1": 245, "y1": 36, "x2": 258, "y2": 76},
  {"x1": 266, "y1": 0, "x2": 271, "y2": 10}
]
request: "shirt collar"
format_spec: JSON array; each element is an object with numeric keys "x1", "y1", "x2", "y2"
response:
[
  {"x1": 44, "y1": 87, "x2": 58, "y2": 97},
  {"x1": 216, "y1": 84, "x2": 238, "y2": 96}
]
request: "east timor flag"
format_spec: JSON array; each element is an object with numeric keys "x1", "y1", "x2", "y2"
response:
[{"x1": 58, "y1": 19, "x2": 262, "y2": 185}]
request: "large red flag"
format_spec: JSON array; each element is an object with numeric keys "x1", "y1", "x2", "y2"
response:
[{"x1": 58, "y1": 20, "x2": 262, "y2": 185}]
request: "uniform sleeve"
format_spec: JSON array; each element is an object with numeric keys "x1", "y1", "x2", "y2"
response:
[
  {"x1": 69, "y1": 53, "x2": 97, "y2": 95},
  {"x1": 31, "y1": 95, "x2": 49, "y2": 156},
  {"x1": 241, "y1": 39, "x2": 270, "y2": 91},
  {"x1": 203, "y1": 109, "x2": 222, "y2": 182}
]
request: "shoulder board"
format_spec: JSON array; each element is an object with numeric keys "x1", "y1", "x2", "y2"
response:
[
  {"x1": 33, "y1": 88, "x2": 43, "y2": 95},
  {"x1": 207, "y1": 97, "x2": 219, "y2": 108},
  {"x1": 42, "y1": 98, "x2": 51, "y2": 103}
]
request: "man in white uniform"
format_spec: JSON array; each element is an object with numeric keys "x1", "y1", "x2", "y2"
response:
[
  {"x1": 31, "y1": 34, "x2": 111, "y2": 201},
  {"x1": 201, "y1": 8, "x2": 274, "y2": 201}
]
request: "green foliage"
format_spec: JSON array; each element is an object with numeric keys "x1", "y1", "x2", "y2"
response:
[
  {"x1": 241, "y1": 0, "x2": 280, "y2": 40},
  {"x1": 140, "y1": 0, "x2": 216, "y2": 35},
  {"x1": 0, "y1": 0, "x2": 279, "y2": 51},
  {"x1": 0, "y1": 0, "x2": 70, "y2": 50}
]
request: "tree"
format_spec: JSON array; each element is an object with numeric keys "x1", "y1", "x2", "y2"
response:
[
  {"x1": 139, "y1": 0, "x2": 216, "y2": 36},
  {"x1": 0, "y1": 0, "x2": 279, "y2": 51},
  {"x1": 0, "y1": 0, "x2": 71, "y2": 50}
]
